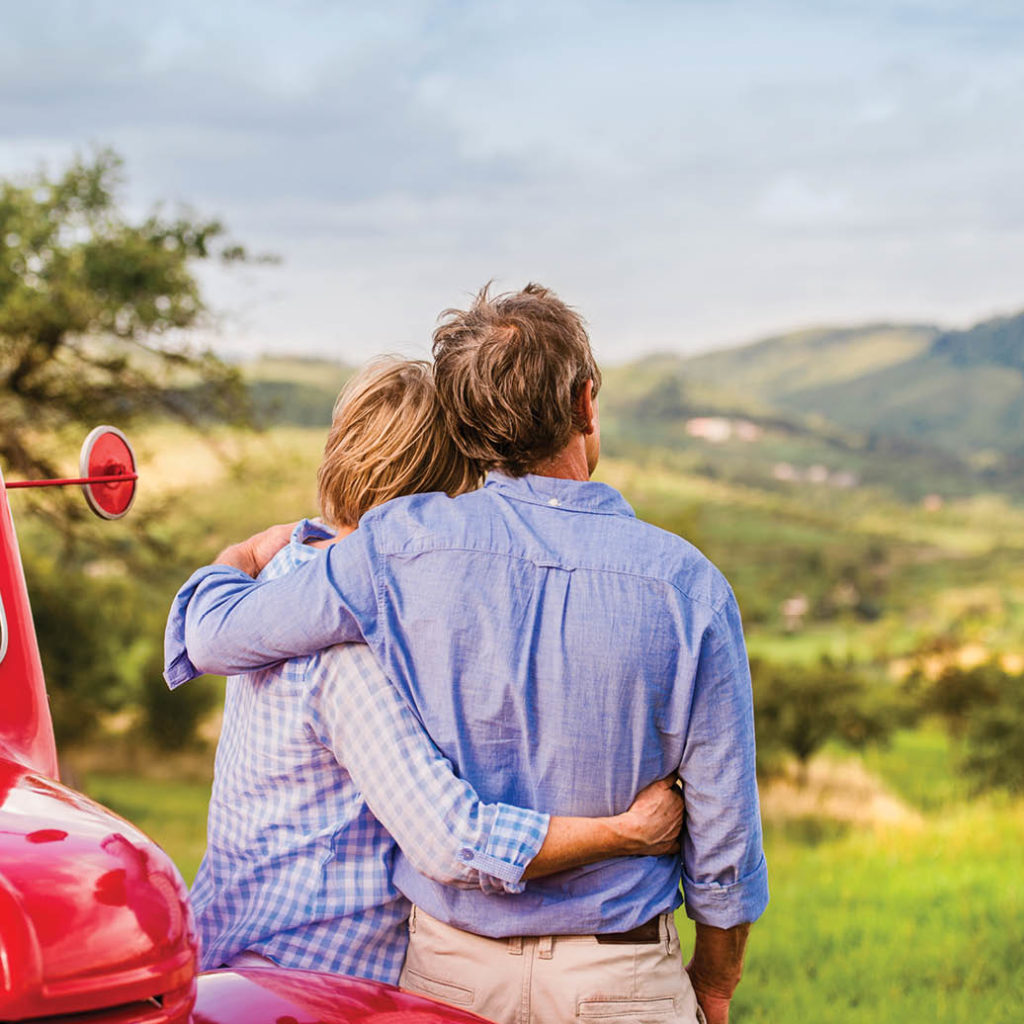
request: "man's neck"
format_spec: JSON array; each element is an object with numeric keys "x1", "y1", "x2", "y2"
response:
[{"x1": 528, "y1": 437, "x2": 592, "y2": 482}]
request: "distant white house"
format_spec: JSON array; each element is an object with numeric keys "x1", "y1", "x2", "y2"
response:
[
  {"x1": 772, "y1": 462, "x2": 860, "y2": 488},
  {"x1": 830, "y1": 471, "x2": 859, "y2": 489},
  {"x1": 781, "y1": 594, "x2": 810, "y2": 630},
  {"x1": 686, "y1": 417, "x2": 764, "y2": 443}
]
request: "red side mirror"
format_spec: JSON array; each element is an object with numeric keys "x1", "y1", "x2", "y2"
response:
[
  {"x1": 5, "y1": 426, "x2": 138, "y2": 520},
  {"x1": 79, "y1": 427, "x2": 137, "y2": 520}
]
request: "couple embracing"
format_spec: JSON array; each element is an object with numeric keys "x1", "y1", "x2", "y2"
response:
[{"x1": 165, "y1": 283, "x2": 767, "y2": 1024}]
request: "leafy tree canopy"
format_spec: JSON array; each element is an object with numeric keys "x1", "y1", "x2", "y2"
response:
[
  {"x1": 752, "y1": 658, "x2": 904, "y2": 781},
  {"x1": 962, "y1": 670, "x2": 1024, "y2": 794},
  {"x1": 1, "y1": 150, "x2": 257, "y2": 749},
  {"x1": 917, "y1": 662, "x2": 1002, "y2": 739},
  {"x1": 0, "y1": 149, "x2": 251, "y2": 490}
]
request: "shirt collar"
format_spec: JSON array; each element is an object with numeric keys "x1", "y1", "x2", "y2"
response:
[
  {"x1": 260, "y1": 518, "x2": 337, "y2": 578},
  {"x1": 291, "y1": 518, "x2": 336, "y2": 545},
  {"x1": 483, "y1": 472, "x2": 636, "y2": 518}
]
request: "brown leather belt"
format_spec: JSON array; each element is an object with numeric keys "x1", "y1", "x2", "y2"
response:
[{"x1": 594, "y1": 916, "x2": 661, "y2": 945}]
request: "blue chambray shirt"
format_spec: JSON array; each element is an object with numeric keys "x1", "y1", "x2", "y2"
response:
[{"x1": 167, "y1": 473, "x2": 768, "y2": 934}]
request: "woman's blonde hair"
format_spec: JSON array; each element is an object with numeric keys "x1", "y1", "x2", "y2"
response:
[{"x1": 317, "y1": 357, "x2": 480, "y2": 528}]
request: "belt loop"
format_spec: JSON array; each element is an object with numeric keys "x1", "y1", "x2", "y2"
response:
[
  {"x1": 408, "y1": 906, "x2": 417, "y2": 934},
  {"x1": 538, "y1": 935, "x2": 554, "y2": 960},
  {"x1": 508, "y1": 935, "x2": 523, "y2": 957},
  {"x1": 662, "y1": 913, "x2": 670, "y2": 954}
]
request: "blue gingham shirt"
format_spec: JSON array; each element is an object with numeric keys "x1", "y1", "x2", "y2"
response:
[
  {"x1": 186, "y1": 520, "x2": 548, "y2": 982},
  {"x1": 168, "y1": 473, "x2": 768, "y2": 935}
]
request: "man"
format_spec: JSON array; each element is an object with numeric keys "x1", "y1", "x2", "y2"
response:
[
  {"x1": 166, "y1": 284, "x2": 767, "y2": 1024},
  {"x1": 177, "y1": 358, "x2": 684, "y2": 980}
]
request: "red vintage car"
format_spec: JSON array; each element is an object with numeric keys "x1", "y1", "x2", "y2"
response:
[{"x1": 0, "y1": 429, "x2": 490, "y2": 1024}]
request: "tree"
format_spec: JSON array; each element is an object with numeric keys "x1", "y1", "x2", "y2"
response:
[
  {"x1": 918, "y1": 663, "x2": 1001, "y2": 740},
  {"x1": 912, "y1": 661, "x2": 1024, "y2": 795},
  {"x1": 2, "y1": 150, "x2": 258, "y2": 750},
  {"x1": 26, "y1": 550, "x2": 131, "y2": 744},
  {"x1": 0, "y1": 149, "x2": 251, "y2": 509},
  {"x1": 752, "y1": 658, "x2": 901, "y2": 782},
  {"x1": 962, "y1": 671, "x2": 1024, "y2": 794}
]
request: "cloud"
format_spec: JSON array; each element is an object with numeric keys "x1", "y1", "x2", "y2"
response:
[
  {"x1": 757, "y1": 176, "x2": 853, "y2": 228},
  {"x1": 3, "y1": 0, "x2": 1024, "y2": 361}
]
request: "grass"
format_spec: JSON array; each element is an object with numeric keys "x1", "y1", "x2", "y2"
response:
[
  {"x1": 856, "y1": 725, "x2": 970, "y2": 812},
  {"x1": 33, "y1": 424, "x2": 1024, "y2": 677},
  {"x1": 715, "y1": 801, "x2": 1024, "y2": 1023}
]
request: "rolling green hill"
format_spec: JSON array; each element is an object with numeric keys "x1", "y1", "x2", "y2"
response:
[
  {"x1": 599, "y1": 311, "x2": 1024, "y2": 499},
  {"x1": 777, "y1": 314, "x2": 1024, "y2": 457},
  {"x1": 674, "y1": 323, "x2": 939, "y2": 401},
  {"x1": 634, "y1": 312, "x2": 1024, "y2": 456},
  {"x1": 241, "y1": 355, "x2": 353, "y2": 427}
]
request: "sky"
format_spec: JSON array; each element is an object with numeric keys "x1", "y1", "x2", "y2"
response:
[{"x1": 3, "y1": 0, "x2": 1024, "y2": 365}]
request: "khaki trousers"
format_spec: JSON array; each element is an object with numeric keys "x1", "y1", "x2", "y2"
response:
[{"x1": 399, "y1": 906, "x2": 705, "y2": 1024}]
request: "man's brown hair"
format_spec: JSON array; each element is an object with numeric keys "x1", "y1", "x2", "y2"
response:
[
  {"x1": 317, "y1": 357, "x2": 479, "y2": 528},
  {"x1": 431, "y1": 282, "x2": 601, "y2": 476}
]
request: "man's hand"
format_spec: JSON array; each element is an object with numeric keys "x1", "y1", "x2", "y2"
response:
[
  {"x1": 687, "y1": 922, "x2": 750, "y2": 1024},
  {"x1": 613, "y1": 775, "x2": 684, "y2": 856},
  {"x1": 691, "y1": 990, "x2": 730, "y2": 1024},
  {"x1": 214, "y1": 522, "x2": 297, "y2": 578}
]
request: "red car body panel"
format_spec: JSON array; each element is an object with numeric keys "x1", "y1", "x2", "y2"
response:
[
  {"x1": 0, "y1": 466, "x2": 59, "y2": 780},
  {"x1": 193, "y1": 968, "x2": 489, "y2": 1024},
  {"x1": 0, "y1": 757, "x2": 197, "y2": 1021},
  {"x1": 0, "y1": 458, "x2": 491, "y2": 1024}
]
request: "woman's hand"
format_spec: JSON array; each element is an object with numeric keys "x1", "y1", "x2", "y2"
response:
[{"x1": 214, "y1": 521, "x2": 298, "y2": 577}]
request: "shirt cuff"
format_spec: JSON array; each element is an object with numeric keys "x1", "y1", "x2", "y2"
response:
[
  {"x1": 464, "y1": 804, "x2": 550, "y2": 895},
  {"x1": 682, "y1": 853, "x2": 769, "y2": 928},
  {"x1": 163, "y1": 564, "x2": 249, "y2": 689}
]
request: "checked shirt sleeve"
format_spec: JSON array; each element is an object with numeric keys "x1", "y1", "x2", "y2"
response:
[{"x1": 310, "y1": 644, "x2": 549, "y2": 895}]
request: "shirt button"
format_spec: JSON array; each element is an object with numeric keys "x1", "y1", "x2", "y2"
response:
[
  {"x1": 547, "y1": 498, "x2": 559, "y2": 506},
  {"x1": 459, "y1": 848, "x2": 474, "y2": 862}
]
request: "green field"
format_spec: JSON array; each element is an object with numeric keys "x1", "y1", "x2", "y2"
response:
[{"x1": 729, "y1": 800, "x2": 1023, "y2": 1023}]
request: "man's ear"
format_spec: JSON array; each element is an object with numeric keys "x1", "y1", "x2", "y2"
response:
[{"x1": 575, "y1": 379, "x2": 597, "y2": 436}]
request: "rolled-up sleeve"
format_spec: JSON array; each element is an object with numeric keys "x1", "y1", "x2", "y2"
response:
[
  {"x1": 678, "y1": 592, "x2": 769, "y2": 927},
  {"x1": 164, "y1": 564, "x2": 244, "y2": 688},
  {"x1": 311, "y1": 643, "x2": 549, "y2": 894},
  {"x1": 163, "y1": 530, "x2": 378, "y2": 685}
]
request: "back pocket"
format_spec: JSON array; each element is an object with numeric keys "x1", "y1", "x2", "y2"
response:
[
  {"x1": 577, "y1": 996, "x2": 678, "y2": 1022},
  {"x1": 402, "y1": 967, "x2": 475, "y2": 1007}
]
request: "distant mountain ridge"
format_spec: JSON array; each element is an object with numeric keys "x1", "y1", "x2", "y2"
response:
[
  {"x1": 932, "y1": 313, "x2": 1024, "y2": 372},
  {"x1": 608, "y1": 310, "x2": 1024, "y2": 459}
]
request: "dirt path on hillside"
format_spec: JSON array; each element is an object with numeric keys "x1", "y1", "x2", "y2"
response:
[{"x1": 759, "y1": 757, "x2": 923, "y2": 827}]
